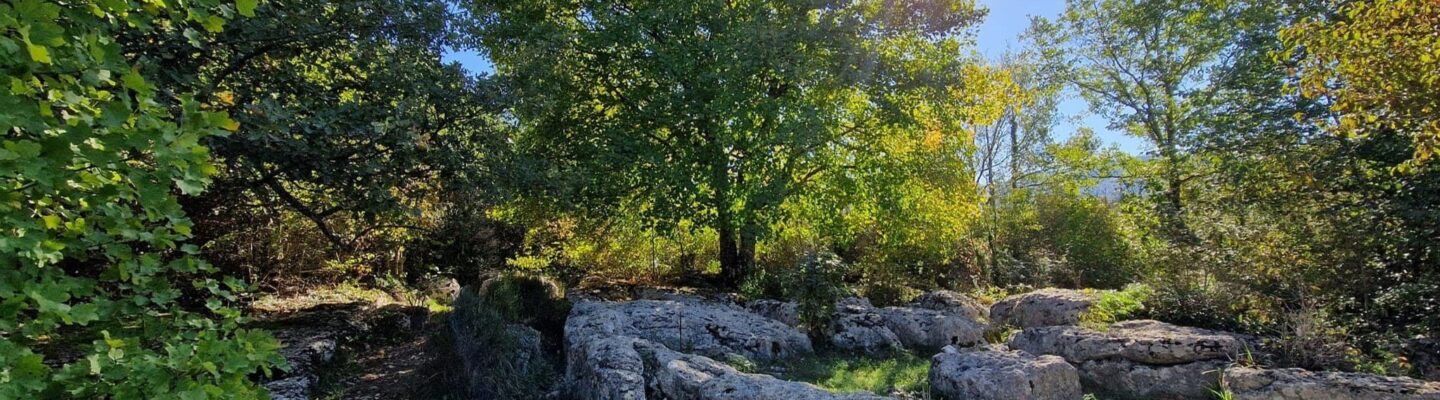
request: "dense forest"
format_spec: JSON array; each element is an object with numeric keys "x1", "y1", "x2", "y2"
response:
[{"x1": 2, "y1": 0, "x2": 1438, "y2": 398}]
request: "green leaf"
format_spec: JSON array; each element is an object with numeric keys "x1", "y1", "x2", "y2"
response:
[
  {"x1": 237, "y1": 0, "x2": 258, "y2": 17},
  {"x1": 26, "y1": 43, "x2": 50, "y2": 64}
]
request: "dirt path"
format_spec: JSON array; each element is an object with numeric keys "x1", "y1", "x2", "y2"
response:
[{"x1": 321, "y1": 333, "x2": 437, "y2": 400}]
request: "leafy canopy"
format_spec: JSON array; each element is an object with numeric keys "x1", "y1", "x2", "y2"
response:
[
  {"x1": 1, "y1": 1, "x2": 281, "y2": 398},
  {"x1": 469, "y1": 0, "x2": 1007, "y2": 280},
  {"x1": 1281, "y1": 0, "x2": 1440, "y2": 165}
]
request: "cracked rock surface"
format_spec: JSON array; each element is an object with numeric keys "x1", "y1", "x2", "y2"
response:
[
  {"x1": 989, "y1": 288, "x2": 1097, "y2": 328},
  {"x1": 929, "y1": 347, "x2": 1082, "y2": 400},
  {"x1": 1224, "y1": 367, "x2": 1440, "y2": 400},
  {"x1": 566, "y1": 298, "x2": 813, "y2": 363}
]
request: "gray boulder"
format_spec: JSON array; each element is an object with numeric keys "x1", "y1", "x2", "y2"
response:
[
  {"x1": 989, "y1": 288, "x2": 1097, "y2": 328},
  {"x1": 910, "y1": 290, "x2": 988, "y2": 321},
  {"x1": 566, "y1": 299, "x2": 812, "y2": 363},
  {"x1": 929, "y1": 348, "x2": 1082, "y2": 400},
  {"x1": 747, "y1": 300, "x2": 800, "y2": 327},
  {"x1": 1224, "y1": 367, "x2": 1440, "y2": 400},
  {"x1": 1008, "y1": 320, "x2": 1248, "y2": 365},
  {"x1": 1078, "y1": 358, "x2": 1225, "y2": 400},
  {"x1": 876, "y1": 306, "x2": 986, "y2": 349},
  {"x1": 828, "y1": 304, "x2": 902, "y2": 353}
]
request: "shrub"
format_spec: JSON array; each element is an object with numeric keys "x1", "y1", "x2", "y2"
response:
[
  {"x1": 1080, "y1": 284, "x2": 1153, "y2": 329},
  {"x1": 432, "y1": 288, "x2": 557, "y2": 399},
  {"x1": 791, "y1": 252, "x2": 850, "y2": 334},
  {"x1": 477, "y1": 272, "x2": 571, "y2": 342},
  {"x1": 743, "y1": 251, "x2": 849, "y2": 334}
]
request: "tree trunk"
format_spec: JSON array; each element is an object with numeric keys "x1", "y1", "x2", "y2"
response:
[{"x1": 718, "y1": 215, "x2": 740, "y2": 285}]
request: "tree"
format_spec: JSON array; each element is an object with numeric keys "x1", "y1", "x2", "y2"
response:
[
  {"x1": 469, "y1": 0, "x2": 1000, "y2": 285},
  {"x1": 0, "y1": 1, "x2": 282, "y2": 397},
  {"x1": 1281, "y1": 0, "x2": 1440, "y2": 165},
  {"x1": 1029, "y1": 0, "x2": 1237, "y2": 242}
]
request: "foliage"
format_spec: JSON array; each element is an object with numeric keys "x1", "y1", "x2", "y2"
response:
[
  {"x1": 774, "y1": 350, "x2": 931, "y2": 397},
  {"x1": 162, "y1": 0, "x2": 511, "y2": 287},
  {"x1": 1079, "y1": 284, "x2": 1152, "y2": 329},
  {"x1": 1030, "y1": 0, "x2": 1239, "y2": 241},
  {"x1": 0, "y1": 0, "x2": 286, "y2": 398},
  {"x1": 743, "y1": 250, "x2": 848, "y2": 334},
  {"x1": 476, "y1": 272, "x2": 571, "y2": 342},
  {"x1": 1281, "y1": 0, "x2": 1440, "y2": 164},
  {"x1": 443, "y1": 288, "x2": 557, "y2": 400},
  {"x1": 469, "y1": 0, "x2": 1004, "y2": 284}
]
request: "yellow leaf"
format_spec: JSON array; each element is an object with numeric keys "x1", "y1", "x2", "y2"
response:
[{"x1": 42, "y1": 215, "x2": 61, "y2": 229}]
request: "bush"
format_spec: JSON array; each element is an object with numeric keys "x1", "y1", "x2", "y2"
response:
[
  {"x1": 741, "y1": 250, "x2": 848, "y2": 334},
  {"x1": 792, "y1": 252, "x2": 850, "y2": 334},
  {"x1": 1079, "y1": 284, "x2": 1153, "y2": 329},
  {"x1": 430, "y1": 288, "x2": 557, "y2": 399},
  {"x1": 477, "y1": 272, "x2": 571, "y2": 342}
]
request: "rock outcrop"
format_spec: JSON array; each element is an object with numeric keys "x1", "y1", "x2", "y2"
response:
[
  {"x1": 1224, "y1": 367, "x2": 1440, "y2": 400},
  {"x1": 1008, "y1": 320, "x2": 1249, "y2": 365},
  {"x1": 747, "y1": 300, "x2": 800, "y2": 328},
  {"x1": 910, "y1": 290, "x2": 988, "y2": 321},
  {"x1": 828, "y1": 294, "x2": 989, "y2": 352},
  {"x1": 260, "y1": 304, "x2": 365, "y2": 400},
  {"x1": 566, "y1": 299, "x2": 812, "y2": 363},
  {"x1": 929, "y1": 347, "x2": 1082, "y2": 400},
  {"x1": 637, "y1": 339, "x2": 890, "y2": 400},
  {"x1": 828, "y1": 303, "x2": 903, "y2": 353},
  {"x1": 876, "y1": 307, "x2": 986, "y2": 349},
  {"x1": 1008, "y1": 320, "x2": 1250, "y2": 399},
  {"x1": 1077, "y1": 358, "x2": 1226, "y2": 399},
  {"x1": 989, "y1": 288, "x2": 1097, "y2": 328}
]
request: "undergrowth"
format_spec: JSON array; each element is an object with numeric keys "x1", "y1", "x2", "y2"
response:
[
  {"x1": 766, "y1": 350, "x2": 931, "y2": 397},
  {"x1": 1080, "y1": 283, "x2": 1152, "y2": 330}
]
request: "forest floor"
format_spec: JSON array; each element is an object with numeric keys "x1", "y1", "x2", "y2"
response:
[{"x1": 250, "y1": 283, "x2": 451, "y2": 400}]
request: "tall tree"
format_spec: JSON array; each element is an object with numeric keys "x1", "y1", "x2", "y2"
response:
[
  {"x1": 469, "y1": 0, "x2": 999, "y2": 284},
  {"x1": 1029, "y1": 0, "x2": 1236, "y2": 241}
]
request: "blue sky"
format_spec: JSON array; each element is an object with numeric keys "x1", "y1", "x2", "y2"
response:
[{"x1": 442, "y1": 0, "x2": 1147, "y2": 155}]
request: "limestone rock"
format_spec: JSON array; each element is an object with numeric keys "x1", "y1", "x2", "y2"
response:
[
  {"x1": 1008, "y1": 320, "x2": 1248, "y2": 365},
  {"x1": 929, "y1": 349, "x2": 1082, "y2": 400},
  {"x1": 1224, "y1": 367, "x2": 1440, "y2": 400},
  {"x1": 1078, "y1": 358, "x2": 1225, "y2": 400},
  {"x1": 636, "y1": 340, "x2": 890, "y2": 400},
  {"x1": 910, "y1": 290, "x2": 988, "y2": 321},
  {"x1": 989, "y1": 288, "x2": 1096, "y2": 328},
  {"x1": 566, "y1": 299, "x2": 812, "y2": 363},
  {"x1": 567, "y1": 336, "x2": 648, "y2": 400},
  {"x1": 747, "y1": 300, "x2": 800, "y2": 327},
  {"x1": 828, "y1": 304, "x2": 902, "y2": 353},
  {"x1": 876, "y1": 306, "x2": 986, "y2": 349}
]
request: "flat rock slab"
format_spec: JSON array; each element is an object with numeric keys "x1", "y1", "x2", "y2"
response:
[
  {"x1": 567, "y1": 299, "x2": 812, "y2": 363},
  {"x1": 1224, "y1": 367, "x2": 1440, "y2": 400},
  {"x1": 929, "y1": 348, "x2": 1082, "y2": 400},
  {"x1": 910, "y1": 290, "x2": 989, "y2": 321},
  {"x1": 990, "y1": 288, "x2": 1096, "y2": 328},
  {"x1": 1008, "y1": 320, "x2": 1248, "y2": 365},
  {"x1": 567, "y1": 335, "x2": 889, "y2": 400},
  {"x1": 1078, "y1": 358, "x2": 1225, "y2": 400}
]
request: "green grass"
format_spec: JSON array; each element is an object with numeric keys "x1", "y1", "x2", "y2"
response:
[{"x1": 768, "y1": 350, "x2": 931, "y2": 397}]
